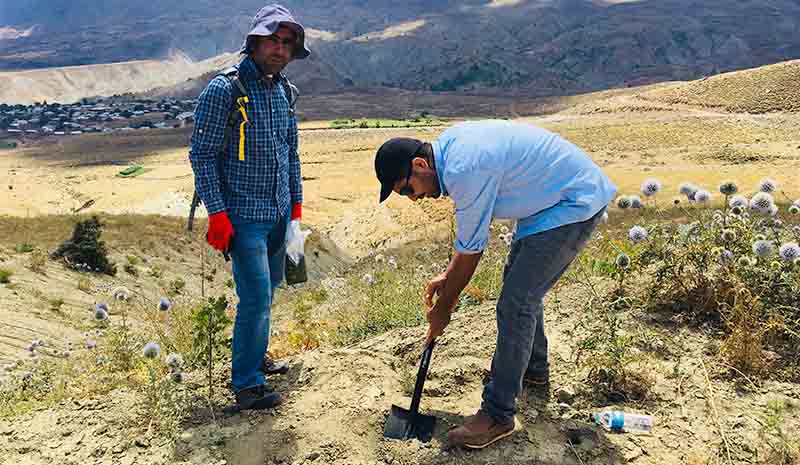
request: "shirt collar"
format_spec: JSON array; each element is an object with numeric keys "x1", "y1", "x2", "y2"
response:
[{"x1": 432, "y1": 139, "x2": 448, "y2": 197}]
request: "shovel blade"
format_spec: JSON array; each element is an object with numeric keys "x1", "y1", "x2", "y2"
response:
[{"x1": 383, "y1": 405, "x2": 437, "y2": 443}]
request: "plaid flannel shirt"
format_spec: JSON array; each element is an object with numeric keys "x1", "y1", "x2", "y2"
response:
[{"x1": 189, "y1": 56, "x2": 302, "y2": 222}]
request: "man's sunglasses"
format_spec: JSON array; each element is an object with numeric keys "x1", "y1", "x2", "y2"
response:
[{"x1": 398, "y1": 170, "x2": 414, "y2": 197}]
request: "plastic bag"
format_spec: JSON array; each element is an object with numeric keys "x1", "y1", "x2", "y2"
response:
[{"x1": 285, "y1": 220, "x2": 311, "y2": 285}]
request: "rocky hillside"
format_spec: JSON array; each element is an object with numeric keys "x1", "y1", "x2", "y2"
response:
[{"x1": 2, "y1": 0, "x2": 800, "y2": 98}]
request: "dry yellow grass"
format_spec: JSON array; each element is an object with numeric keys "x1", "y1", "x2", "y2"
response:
[{"x1": 640, "y1": 60, "x2": 800, "y2": 113}]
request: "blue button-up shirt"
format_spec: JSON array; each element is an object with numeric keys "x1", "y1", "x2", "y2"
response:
[
  {"x1": 432, "y1": 120, "x2": 617, "y2": 254},
  {"x1": 189, "y1": 56, "x2": 302, "y2": 222}
]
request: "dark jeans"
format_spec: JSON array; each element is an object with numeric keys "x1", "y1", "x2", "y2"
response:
[
  {"x1": 481, "y1": 209, "x2": 605, "y2": 423},
  {"x1": 228, "y1": 212, "x2": 288, "y2": 392}
]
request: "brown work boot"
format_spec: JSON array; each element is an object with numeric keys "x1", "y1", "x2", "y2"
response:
[{"x1": 447, "y1": 410, "x2": 516, "y2": 449}]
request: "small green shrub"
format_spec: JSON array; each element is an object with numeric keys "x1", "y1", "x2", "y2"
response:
[
  {"x1": 14, "y1": 243, "x2": 34, "y2": 253},
  {"x1": 50, "y1": 216, "x2": 116, "y2": 275},
  {"x1": 28, "y1": 249, "x2": 47, "y2": 274},
  {"x1": 123, "y1": 262, "x2": 138, "y2": 276},
  {"x1": 169, "y1": 277, "x2": 186, "y2": 295},
  {"x1": 0, "y1": 268, "x2": 12, "y2": 284},
  {"x1": 758, "y1": 399, "x2": 799, "y2": 464},
  {"x1": 188, "y1": 296, "x2": 231, "y2": 367},
  {"x1": 286, "y1": 289, "x2": 328, "y2": 352}
]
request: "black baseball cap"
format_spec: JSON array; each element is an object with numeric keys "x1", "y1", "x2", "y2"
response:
[{"x1": 375, "y1": 137, "x2": 424, "y2": 203}]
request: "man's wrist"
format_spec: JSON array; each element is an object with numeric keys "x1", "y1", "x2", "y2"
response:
[{"x1": 291, "y1": 203, "x2": 302, "y2": 220}]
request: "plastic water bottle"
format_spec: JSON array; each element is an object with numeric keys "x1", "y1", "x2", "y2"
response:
[{"x1": 591, "y1": 410, "x2": 653, "y2": 433}]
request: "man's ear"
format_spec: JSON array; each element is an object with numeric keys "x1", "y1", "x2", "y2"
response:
[{"x1": 412, "y1": 157, "x2": 429, "y2": 171}]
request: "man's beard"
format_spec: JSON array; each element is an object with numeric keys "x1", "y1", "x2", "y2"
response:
[{"x1": 254, "y1": 55, "x2": 288, "y2": 76}]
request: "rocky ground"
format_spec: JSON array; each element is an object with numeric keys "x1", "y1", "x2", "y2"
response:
[{"x1": 1, "y1": 278, "x2": 798, "y2": 465}]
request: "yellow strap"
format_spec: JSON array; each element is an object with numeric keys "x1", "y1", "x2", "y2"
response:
[{"x1": 236, "y1": 96, "x2": 250, "y2": 161}]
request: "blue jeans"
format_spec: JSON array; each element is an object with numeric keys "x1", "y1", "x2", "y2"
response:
[
  {"x1": 229, "y1": 212, "x2": 288, "y2": 392},
  {"x1": 481, "y1": 208, "x2": 605, "y2": 423}
]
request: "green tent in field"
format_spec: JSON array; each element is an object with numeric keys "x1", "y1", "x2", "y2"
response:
[{"x1": 116, "y1": 165, "x2": 147, "y2": 178}]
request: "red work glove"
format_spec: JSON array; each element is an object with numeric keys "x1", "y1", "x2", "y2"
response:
[
  {"x1": 291, "y1": 203, "x2": 302, "y2": 221},
  {"x1": 207, "y1": 211, "x2": 234, "y2": 252}
]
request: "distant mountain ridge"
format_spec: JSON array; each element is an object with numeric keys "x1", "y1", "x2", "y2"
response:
[{"x1": 2, "y1": 0, "x2": 800, "y2": 98}]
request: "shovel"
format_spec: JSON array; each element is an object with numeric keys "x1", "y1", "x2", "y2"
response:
[{"x1": 383, "y1": 339, "x2": 437, "y2": 442}]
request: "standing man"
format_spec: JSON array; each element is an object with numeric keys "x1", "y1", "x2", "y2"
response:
[
  {"x1": 189, "y1": 4, "x2": 310, "y2": 410},
  {"x1": 374, "y1": 120, "x2": 616, "y2": 448}
]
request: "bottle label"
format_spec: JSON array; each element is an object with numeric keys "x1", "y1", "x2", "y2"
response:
[{"x1": 611, "y1": 412, "x2": 625, "y2": 430}]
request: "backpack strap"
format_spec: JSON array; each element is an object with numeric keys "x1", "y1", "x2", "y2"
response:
[
  {"x1": 219, "y1": 67, "x2": 250, "y2": 161},
  {"x1": 279, "y1": 74, "x2": 299, "y2": 116}
]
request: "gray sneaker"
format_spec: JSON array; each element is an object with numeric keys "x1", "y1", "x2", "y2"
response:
[{"x1": 262, "y1": 358, "x2": 290, "y2": 375}]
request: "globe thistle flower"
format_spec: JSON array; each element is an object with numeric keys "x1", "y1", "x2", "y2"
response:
[
  {"x1": 679, "y1": 182, "x2": 698, "y2": 199},
  {"x1": 142, "y1": 342, "x2": 161, "y2": 359},
  {"x1": 694, "y1": 190, "x2": 712, "y2": 204},
  {"x1": 616, "y1": 196, "x2": 632, "y2": 209},
  {"x1": 93, "y1": 303, "x2": 110, "y2": 315},
  {"x1": 387, "y1": 256, "x2": 398, "y2": 269},
  {"x1": 749, "y1": 192, "x2": 775, "y2": 214},
  {"x1": 728, "y1": 195, "x2": 748, "y2": 209},
  {"x1": 789, "y1": 205, "x2": 800, "y2": 215},
  {"x1": 629, "y1": 195, "x2": 643, "y2": 209},
  {"x1": 25, "y1": 342, "x2": 37, "y2": 353},
  {"x1": 758, "y1": 178, "x2": 777, "y2": 193},
  {"x1": 112, "y1": 287, "x2": 130, "y2": 301},
  {"x1": 721, "y1": 229, "x2": 737, "y2": 242},
  {"x1": 752, "y1": 240, "x2": 774, "y2": 258},
  {"x1": 718, "y1": 249, "x2": 734, "y2": 265},
  {"x1": 718, "y1": 181, "x2": 738, "y2": 196},
  {"x1": 158, "y1": 297, "x2": 172, "y2": 312},
  {"x1": 640, "y1": 178, "x2": 662, "y2": 197},
  {"x1": 779, "y1": 243, "x2": 800, "y2": 262},
  {"x1": 85, "y1": 339, "x2": 97, "y2": 350},
  {"x1": 93, "y1": 307, "x2": 109, "y2": 322},
  {"x1": 615, "y1": 253, "x2": 631, "y2": 269},
  {"x1": 165, "y1": 353, "x2": 183, "y2": 370},
  {"x1": 170, "y1": 372, "x2": 184, "y2": 383},
  {"x1": 730, "y1": 205, "x2": 744, "y2": 216},
  {"x1": 374, "y1": 254, "x2": 385, "y2": 264},
  {"x1": 21, "y1": 371, "x2": 33, "y2": 383},
  {"x1": 362, "y1": 274, "x2": 375, "y2": 286},
  {"x1": 628, "y1": 226, "x2": 648, "y2": 244}
]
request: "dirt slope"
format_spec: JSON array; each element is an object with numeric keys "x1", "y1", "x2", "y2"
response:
[
  {"x1": 1, "y1": 283, "x2": 797, "y2": 465},
  {"x1": 0, "y1": 52, "x2": 237, "y2": 105}
]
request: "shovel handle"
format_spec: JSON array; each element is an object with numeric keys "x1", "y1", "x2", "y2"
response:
[{"x1": 408, "y1": 339, "x2": 436, "y2": 418}]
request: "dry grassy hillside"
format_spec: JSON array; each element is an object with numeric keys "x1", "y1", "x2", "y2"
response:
[
  {"x1": 563, "y1": 59, "x2": 800, "y2": 116},
  {"x1": 0, "y1": 52, "x2": 237, "y2": 105},
  {"x1": 639, "y1": 60, "x2": 800, "y2": 113}
]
